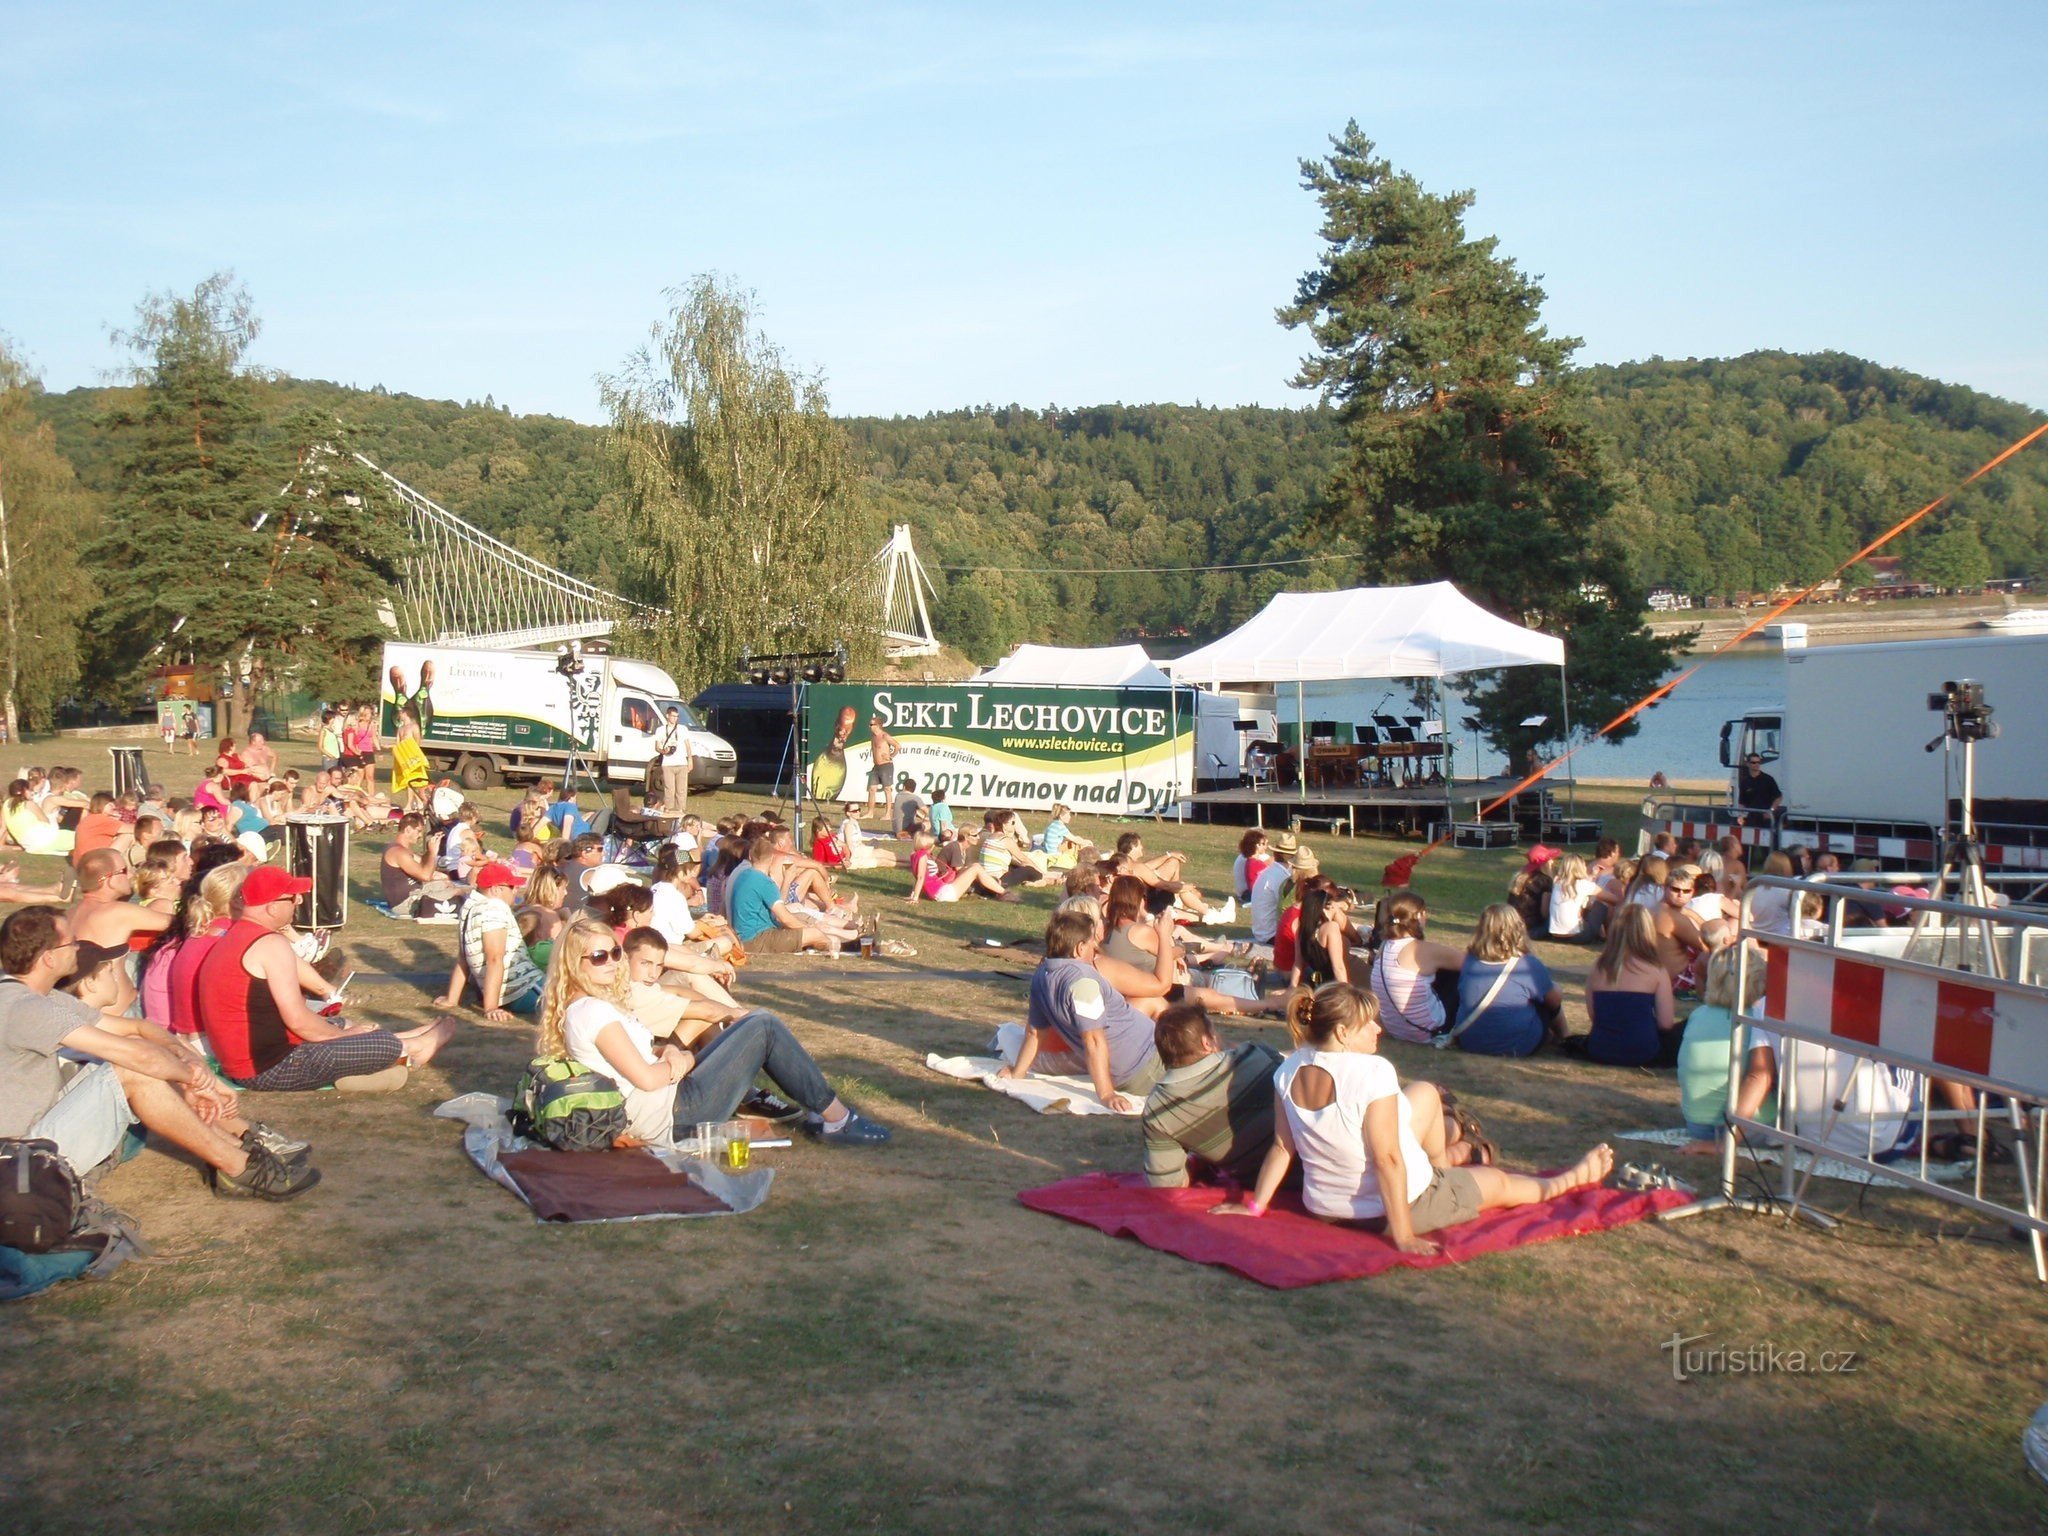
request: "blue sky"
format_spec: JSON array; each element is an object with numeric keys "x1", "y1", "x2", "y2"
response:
[{"x1": 3, "y1": 2, "x2": 2043, "y2": 422}]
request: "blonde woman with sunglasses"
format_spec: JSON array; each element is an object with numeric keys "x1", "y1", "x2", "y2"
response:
[{"x1": 536, "y1": 917, "x2": 891, "y2": 1149}]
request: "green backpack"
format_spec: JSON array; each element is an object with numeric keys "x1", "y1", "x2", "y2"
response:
[{"x1": 511, "y1": 1057, "x2": 629, "y2": 1152}]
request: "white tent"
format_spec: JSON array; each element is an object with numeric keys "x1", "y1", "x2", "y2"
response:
[
  {"x1": 1165, "y1": 582, "x2": 1572, "y2": 814},
  {"x1": 973, "y1": 642, "x2": 1177, "y2": 688},
  {"x1": 1165, "y1": 582, "x2": 1562, "y2": 685},
  {"x1": 971, "y1": 642, "x2": 1243, "y2": 792}
]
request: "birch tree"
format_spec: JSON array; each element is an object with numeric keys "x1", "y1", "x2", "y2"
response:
[{"x1": 600, "y1": 276, "x2": 877, "y2": 692}]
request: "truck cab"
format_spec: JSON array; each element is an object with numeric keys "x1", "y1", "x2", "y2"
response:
[{"x1": 1718, "y1": 711, "x2": 1784, "y2": 805}]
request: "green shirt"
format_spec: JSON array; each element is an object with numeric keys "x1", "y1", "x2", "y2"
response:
[{"x1": 1141, "y1": 1041, "x2": 1283, "y2": 1188}]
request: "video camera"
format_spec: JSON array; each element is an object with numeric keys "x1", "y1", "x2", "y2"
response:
[{"x1": 1928, "y1": 679, "x2": 1998, "y2": 743}]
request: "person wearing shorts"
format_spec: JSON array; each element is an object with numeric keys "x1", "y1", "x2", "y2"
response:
[
  {"x1": 0, "y1": 909, "x2": 319, "y2": 1198},
  {"x1": 1213, "y1": 983, "x2": 1614, "y2": 1251},
  {"x1": 196, "y1": 866, "x2": 455, "y2": 1091},
  {"x1": 865, "y1": 714, "x2": 898, "y2": 815}
]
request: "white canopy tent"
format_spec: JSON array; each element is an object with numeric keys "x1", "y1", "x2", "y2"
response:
[
  {"x1": 1165, "y1": 582, "x2": 1563, "y2": 684},
  {"x1": 1165, "y1": 582, "x2": 1571, "y2": 816},
  {"x1": 973, "y1": 643, "x2": 1177, "y2": 688},
  {"x1": 971, "y1": 642, "x2": 1242, "y2": 801}
]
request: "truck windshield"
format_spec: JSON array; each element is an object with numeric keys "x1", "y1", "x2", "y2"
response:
[{"x1": 662, "y1": 701, "x2": 701, "y2": 730}]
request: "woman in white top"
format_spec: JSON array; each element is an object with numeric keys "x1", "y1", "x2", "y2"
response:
[
  {"x1": 1744, "y1": 851, "x2": 1797, "y2": 936},
  {"x1": 1545, "y1": 853, "x2": 1605, "y2": 941},
  {"x1": 1623, "y1": 854, "x2": 1668, "y2": 909},
  {"x1": 1369, "y1": 891, "x2": 1466, "y2": 1043},
  {"x1": 836, "y1": 805, "x2": 898, "y2": 870},
  {"x1": 536, "y1": 917, "x2": 891, "y2": 1150},
  {"x1": 1216, "y1": 984, "x2": 1612, "y2": 1254}
]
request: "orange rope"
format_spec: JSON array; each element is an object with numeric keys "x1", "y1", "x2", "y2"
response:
[{"x1": 1381, "y1": 418, "x2": 2048, "y2": 886}]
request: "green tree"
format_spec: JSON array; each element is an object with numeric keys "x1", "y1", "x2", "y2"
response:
[
  {"x1": 91, "y1": 273, "x2": 407, "y2": 735},
  {"x1": 263, "y1": 411, "x2": 413, "y2": 700},
  {"x1": 0, "y1": 342, "x2": 97, "y2": 731},
  {"x1": 1911, "y1": 522, "x2": 1992, "y2": 591},
  {"x1": 600, "y1": 276, "x2": 879, "y2": 692},
  {"x1": 1278, "y1": 123, "x2": 1682, "y2": 750}
]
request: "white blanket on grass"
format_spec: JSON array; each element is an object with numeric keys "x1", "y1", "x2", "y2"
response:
[
  {"x1": 924, "y1": 1023, "x2": 1143, "y2": 1117},
  {"x1": 1615, "y1": 1127, "x2": 1972, "y2": 1189}
]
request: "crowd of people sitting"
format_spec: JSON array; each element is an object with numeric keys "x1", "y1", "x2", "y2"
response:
[{"x1": 0, "y1": 723, "x2": 1989, "y2": 1287}]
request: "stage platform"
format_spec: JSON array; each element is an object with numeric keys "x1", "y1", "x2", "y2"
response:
[{"x1": 1186, "y1": 777, "x2": 1525, "y2": 836}]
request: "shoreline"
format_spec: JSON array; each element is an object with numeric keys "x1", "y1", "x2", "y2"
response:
[{"x1": 1647, "y1": 598, "x2": 2016, "y2": 654}]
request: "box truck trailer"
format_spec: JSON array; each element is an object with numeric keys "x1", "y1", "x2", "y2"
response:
[
  {"x1": 379, "y1": 641, "x2": 738, "y2": 793},
  {"x1": 1643, "y1": 634, "x2": 2048, "y2": 872}
]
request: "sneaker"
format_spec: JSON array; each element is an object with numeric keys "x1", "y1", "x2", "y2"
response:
[
  {"x1": 243, "y1": 1123, "x2": 310, "y2": 1164},
  {"x1": 807, "y1": 1109, "x2": 892, "y2": 1148},
  {"x1": 1613, "y1": 1161, "x2": 1694, "y2": 1195},
  {"x1": 209, "y1": 1144, "x2": 321, "y2": 1201},
  {"x1": 878, "y1": 938, "x2": 917, "y2": 958},
  {"x1": 737, "y1": 1089, "x2": 804, "y2": 1126}
]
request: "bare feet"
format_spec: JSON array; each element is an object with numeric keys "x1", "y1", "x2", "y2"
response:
[
  {"x1": 398, "y1": 1015, "x2": 460, "y2": 1064},
  {"x1": 1539, "y1": 1143, "x2": 1614, "y2": 1200}
]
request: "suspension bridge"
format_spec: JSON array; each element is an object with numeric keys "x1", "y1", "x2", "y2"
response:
[{"x1": 358, "y1": 454, "x2": 941, "y2": 658}]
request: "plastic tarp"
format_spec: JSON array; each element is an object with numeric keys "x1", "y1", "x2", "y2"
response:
[
  {"x1": 1165, "y1": 582, "x2": 1564, "y2": 685},
  {"x1": 974, "y1": 643, "x2": 1177, "y2": 689}
]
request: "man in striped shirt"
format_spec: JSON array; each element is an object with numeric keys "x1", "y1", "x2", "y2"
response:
[{"x1": 1141, "y1": 1002, "x2": 1283, "y2": 1189}]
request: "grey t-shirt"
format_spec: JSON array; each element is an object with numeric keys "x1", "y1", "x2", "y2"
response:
[
  {"x1": 0, "y1": 980, "x2": 100, "y2": 1137},
  {"x1": 1026, "y1": 957, "x2": 1158, "y2": 1089}
]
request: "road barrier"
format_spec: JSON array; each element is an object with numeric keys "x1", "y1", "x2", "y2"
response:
[{"x1": 1675, "y1": 875, "x2": 2048, "y2": 1281}]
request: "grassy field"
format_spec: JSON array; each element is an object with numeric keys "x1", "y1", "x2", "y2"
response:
[{"x1": 3, "y1": 739, "x2": 2044, "y2": 1535}]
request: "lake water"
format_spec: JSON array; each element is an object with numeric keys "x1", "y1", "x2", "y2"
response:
[
  {"x1": 1275, "y1": 645, "x2": 1790, "y2": 784},
  {"x1": 1459, "y1": 645, "x2": 1789, "y2": 783}
]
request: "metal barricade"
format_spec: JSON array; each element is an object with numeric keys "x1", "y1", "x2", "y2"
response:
[{"x1": 1677, "y1": 874, "x2": 2048, "y2": 1281}]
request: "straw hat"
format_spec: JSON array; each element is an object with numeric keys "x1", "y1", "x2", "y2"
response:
[
  {"x1": 1270, "y1": 830, "x2": 1300, "y2": 858},
  {"x1": 1291, "y1": 847, "x2": 1320, "y2": 874}
]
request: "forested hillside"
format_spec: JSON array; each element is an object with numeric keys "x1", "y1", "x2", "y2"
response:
[{"x1": 32, "y1": 351, "x2": 2048, "y2": 665}]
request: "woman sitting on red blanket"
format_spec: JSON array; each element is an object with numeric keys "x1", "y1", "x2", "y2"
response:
[{"x1": 1215, "y1": 983, "x2": 1613, "y2": 1256}]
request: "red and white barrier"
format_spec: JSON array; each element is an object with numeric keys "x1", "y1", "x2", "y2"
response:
[{"x1": 1760, "y1": 939, "x2": 2048, "y2": 1097}]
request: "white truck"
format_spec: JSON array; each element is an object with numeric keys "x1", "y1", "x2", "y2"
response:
[
  {"x1": 378, "y1": 641, "x2": 738, "y2": 793},
  {"x1": 1644, "y1": 634, "x2": 2048, "y2": 873}
]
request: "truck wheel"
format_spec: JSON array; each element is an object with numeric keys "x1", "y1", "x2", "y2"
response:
[{"x1": 455, "y1": 755, "x2": 494, "y2": 791}]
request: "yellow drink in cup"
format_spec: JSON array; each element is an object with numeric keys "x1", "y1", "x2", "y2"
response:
[{"x1": 724, "y1": 1128, "x2": 751, "y2": 1171}]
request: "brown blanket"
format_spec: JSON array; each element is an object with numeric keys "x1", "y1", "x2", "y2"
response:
[{"x1": 498, "y1": 1147, "x2": 732, "y2": 1223}]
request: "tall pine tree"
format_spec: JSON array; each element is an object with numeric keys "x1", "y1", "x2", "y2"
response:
[
  {"x1": 92, "y1": 274, "x2": 407, "y2": 735},
  {"x1": 1279, "y1": 124, "x2": 1681, "y2": 755}
]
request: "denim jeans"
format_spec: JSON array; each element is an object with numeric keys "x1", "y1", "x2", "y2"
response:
[{"x1": 670, "y1": 1010, "x2": 835, "y2": 1130}]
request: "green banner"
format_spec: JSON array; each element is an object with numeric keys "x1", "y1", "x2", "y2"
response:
[{"x1": 804, "y1": 683, "x2": 1194, "y2": 816}]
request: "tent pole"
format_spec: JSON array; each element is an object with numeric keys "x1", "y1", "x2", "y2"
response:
[
  {"x1": 1439, "y1": 675, "x2": 1452, "y2": 834},
  {"x1": 1170, "y1": 685, "x2": 1182, "y2": 825},
  {"x1": 1559, "y1": 665, "x2": 1576, "y2": 821},
  {"x1": 1296, "y1": 679, "x2": 1306, "y2": 822}
]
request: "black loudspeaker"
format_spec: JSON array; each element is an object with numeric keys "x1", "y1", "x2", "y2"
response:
[
  {"x1": 107, "y1": 746, "x2": 147, "y2": 799},
  {"x1": 285, "y1": 813, "x2": 350, "y2": 929}
]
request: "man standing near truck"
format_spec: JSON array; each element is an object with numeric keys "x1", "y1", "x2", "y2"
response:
[
  {"x1": 1735, "y1": 754, "x2": 1783, "y2": 850},
  {"x1": 655, "y1": 706, "x2": 692, "y2": 816}
]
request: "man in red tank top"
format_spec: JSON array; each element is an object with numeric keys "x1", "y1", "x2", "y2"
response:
[{"x1": 195, "y1": 867, "x2": 456, "y2": 1092}]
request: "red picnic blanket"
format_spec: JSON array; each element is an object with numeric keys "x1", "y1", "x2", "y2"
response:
[{"x1": 1018, "y1": 1170, "x2": 1691, "y2": 1289}]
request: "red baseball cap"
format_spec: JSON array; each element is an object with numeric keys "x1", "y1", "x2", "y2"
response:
[
  {"x1": 475, "y1": 861, "x2": 521, "y2": 891},
  {"x1": 242, "y1": 866, "x2": 313, "y2": 905}
]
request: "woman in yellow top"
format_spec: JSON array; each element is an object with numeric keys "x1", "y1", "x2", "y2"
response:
[
  {"x1": 390, "y1": 711, "x2": 432, "y2": 812},
  {"x1": 4, "y1": 777, "x2": 73, "y2": 855}
]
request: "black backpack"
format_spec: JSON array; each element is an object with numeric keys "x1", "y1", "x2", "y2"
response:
[{"x1": 0, "y1": 1139, "x2": 83, "y2": 1253}]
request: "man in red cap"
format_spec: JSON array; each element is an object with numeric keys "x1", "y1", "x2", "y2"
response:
[
  {"x1": 195, "y1": 866, "x2": 456, "y2": 1092},
  {"x1": 435, "y1": 861, "x2": 545, "y2": 1022}
]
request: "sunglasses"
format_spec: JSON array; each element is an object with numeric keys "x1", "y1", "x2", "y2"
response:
[{"x1": 585, "y1": 947, "x2": 621, "y2": 966}]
